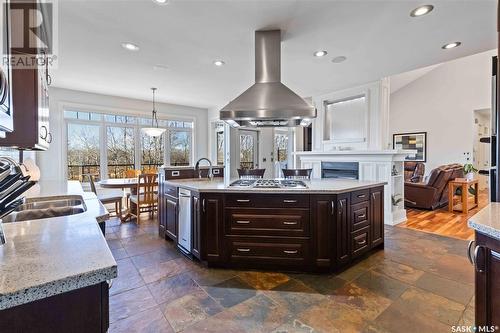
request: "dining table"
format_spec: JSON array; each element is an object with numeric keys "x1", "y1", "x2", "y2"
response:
[{"x1": 98, "y1": 177, "x2": 158, "y2": 222}]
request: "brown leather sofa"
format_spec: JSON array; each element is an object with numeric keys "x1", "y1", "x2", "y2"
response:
[
  {"x1": 405, "y1": 164, "x2": 463, "y2": 210},
  {"x1": 404, "y1": 162, "x2": 425, "y2": 183}
]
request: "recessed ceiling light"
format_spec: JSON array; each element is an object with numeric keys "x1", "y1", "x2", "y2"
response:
[
  {"x1": 153, "y1": 64, "x2": 169, "y2": 71},
  {"x1": 121, "y1": 42, "x2": 139, "y2": 51},
  {"x1": 332, "y1": 56, "x2": 347, "y2": 63},
  {"x1": 152, "y1": 0, "x2": 169, "y2": 4},
  {"x1": 410, "y1": 5, "x2": 434, "y2": 17},
  {"x1": 313, "y1": 50, "x2": 328, "y2": 57},
  {"x1": 442, "y1": 42, "x2": 461, "y2": 49},
  {"x1": 213, "y1": 60, "x2": 225, "y2": 66}
]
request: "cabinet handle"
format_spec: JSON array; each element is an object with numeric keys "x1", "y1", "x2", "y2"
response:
[
  {"x1": 202, "y1": 199, "x2": 206, "y2": 213},
  {"x1": 372, "y1": 193, "x2": 376, "y2": 200},
  {"x1": 331, "y1": 201, "x2": 334, "y2": 215},
  {"x1": 339, "y1": 200, "x2": 344, "y2": 209},
  {"x1": 46, "y1": 132, "x2": 52, "y2": 143},
  {"x1": 40, "y1": 125, "x2": 48, "y2": 140},
  {"x1": 107, "y1": 279, "x2": 114, "y2": 289},
  {"x1": 179, "y1": 194, "x2": 191, "y2": 198},
  {"x1": 283, "y1": 221, "x2": 297, "y2": 225},
  {"x1": 356, "y1": 238, "x2": 367, "y2": 246},
  {"x1": 236, "y1": 220, "x2": 250, "y2": 224},
  {"x1": 474, "y1": 245, "x2": 485, "y2": 273},
  {"x1": 283, "y1": 200, "x2": 297, "y2": 203},
  {"x1": 467, "y1": 240, "x2": 476, "y2": 265},
  {"x1": 358, "y1": 194, "x2": 366, "y2": 198},
  {"x1": 358, "y1": 214, "x2": 366, "y2": 219},
  {"x1": 237, "y1": 248, "x2": 250, "y2": 252},
  {"x1": 236, "y1": 199, "x2": 250, "y2": 203},
  {"x1": 283, "y1": 250, "x2": 298, "y2": 254}
]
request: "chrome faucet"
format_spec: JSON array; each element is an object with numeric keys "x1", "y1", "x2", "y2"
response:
[{"x1": 195, "y1": 158, "x2": 213, "y2": 180}]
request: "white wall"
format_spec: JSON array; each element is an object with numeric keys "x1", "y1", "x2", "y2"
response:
[
  {"x1": 38, "y1": 87, "x2": 209, "y2": 181},
  {"x1": 389, "y1": 49, "x2": 496, "y2": 174}
]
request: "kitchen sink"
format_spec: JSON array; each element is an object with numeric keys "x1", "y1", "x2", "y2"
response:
[{"x1": 1, "y1": 195, "x2": 87, "y2": 223}]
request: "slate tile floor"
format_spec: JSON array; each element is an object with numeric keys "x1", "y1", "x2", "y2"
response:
[{"x1": 105, "y1": 216, "x2": 475, "y2": 333}]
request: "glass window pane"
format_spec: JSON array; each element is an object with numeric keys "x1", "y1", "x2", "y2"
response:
[
  {"x1": 275, "y1": 133, "x2": 288, "y2": 162},
  {"x1": 239, "y1": 134, "x2": 254, "y2": 169},
  {"x1": 67, "y1": 123, "x2": 100, "y2": 181},
  {"x1": 90, "y1": 113, "x2": 102, "y2": 121},
  {"x1": 64, "y1": 110, "x2": 78, "y2": 119},
  {"x1": 169, "y1": 131, "x2": 191, "y2": 166},
  {"x1": 216, "y1": 131, "x2": 224, "y2": 165},
  {"x1": 141, "y1": 132, "x2": 164, "y2": 173},
  {"x1": 107, "y1": 126, "x2": 135, "y2": 178},
  {"x1": 77, "y1": 111, "x2": 90, "y2": 120},
  {"x1": 184, "y1": 122, "x2": 193, "y2": 128}
]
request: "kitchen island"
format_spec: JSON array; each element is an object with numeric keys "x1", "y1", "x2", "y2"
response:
[
  {"x1": 158, "y1": 174, "x2": 385, "y2": 272},
  {"x1": 0, "y1": 181, "x2": 117, "y2": 333}
]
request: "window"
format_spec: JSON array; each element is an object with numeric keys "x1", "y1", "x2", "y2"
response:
[
  {"x1": 107, "y1": 126, "x2": 135, "y2": 178},
  {"x1": 67, "y1": 123, "x2": 100, "y2": 180},
  {"x1": 64, "y1": 109, "x2": 193, "y2": 180},
  {"x1": 215, "y1": 122, "x2": 224, "y2": 166},
  {"x1": 275, "y1": 132, "x2": 288, "y2": 163},
  {"x1": 169, "y1": 130, "x2": 191, "y2": 166},
  {"x1": 239, "y1": 130, "x2": 258, "y2": 169}
]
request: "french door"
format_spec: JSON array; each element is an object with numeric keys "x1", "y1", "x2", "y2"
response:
[{"x1": 239, "y1": 130, "x2": 259, "y2": 169}]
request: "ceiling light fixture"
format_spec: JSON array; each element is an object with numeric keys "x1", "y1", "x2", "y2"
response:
[
  {"x1": 142, "y1": 88, "x2": 166, "y2": 137},
  {"x1": 121, "y1": 42, "x2": 139, "y2": 51},
  {"x1": 442, "y1": 42, "x2": 461, "y2": 49},
  {"x1": 213, "y1": 60, "x2": 225, "y2": 66},
  {"x1": 313, "y1": 50, "x2": 328, "y2": 57},
  {"x1": 410, "y1": 5, "x2": 434, "y2": 17},
  {"x1": 331, "y1": 56, "x2": 347, "y2": 63},
  {"x1": 152, "y1": 0, "x2": 169, "y2": 4},
  {"x1": 153, "y1": 64, "x2": 169, "y2": 71}
]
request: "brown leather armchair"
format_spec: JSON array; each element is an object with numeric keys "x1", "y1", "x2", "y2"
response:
[
  {"x1": 405, "y1": 164, "x2": 463, "y2": 210},
  {"x1": 404, "y1": 162, "x2": 425, "y2": 183}
]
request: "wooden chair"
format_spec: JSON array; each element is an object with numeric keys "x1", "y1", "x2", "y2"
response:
[
  {"x1": 85, "y1": 174, "x2": 123, "y2": 219},
  {"x1": 237, "y1": 168, "x2": 266, "y2": 179},
  {"x1": 129, "y1": 173, "x2": 158, "y2": 225},
  {"x1": 282, "y1": 168, "x2": 312, "y2": 180},
  {"x1": 125, "y1": 169, "x2": 142, "y2": 178}
]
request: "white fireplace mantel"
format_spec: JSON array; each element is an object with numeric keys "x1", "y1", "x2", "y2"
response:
[{"x1": 294, "y1": 149, "x2": 416, "y2": 225}]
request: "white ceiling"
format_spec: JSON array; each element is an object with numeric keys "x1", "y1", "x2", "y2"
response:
[{"x1": 52, "y1": 0, "x2": 497, "y2": 111}]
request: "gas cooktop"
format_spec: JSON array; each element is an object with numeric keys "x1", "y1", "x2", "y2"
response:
[{"x1": 229, "y1": 179, "x2": 307, "y2": 189}]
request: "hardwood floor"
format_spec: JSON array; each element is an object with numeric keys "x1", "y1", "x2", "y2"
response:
[{"x1": 398, "y1": 189, "x2": 489, "y2": 240}]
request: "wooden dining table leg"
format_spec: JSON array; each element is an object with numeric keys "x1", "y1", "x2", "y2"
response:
[
  {"x1": 448, "y1": 183, "x2": 454, "y2": 212},
  {"x1": 462, "y1": 183, "x2": 468, "y2": 214}
]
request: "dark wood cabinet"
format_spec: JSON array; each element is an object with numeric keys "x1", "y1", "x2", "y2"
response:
[
  {"x1": 473, "y1": 232, "x2": 500, "y2": 327},
  {"x1": 200, "y1": 193, "x2": 224, "y2": 263},
  {"x1": 165, "y1": 196, "x2": 178, "y2": 242},
  {"x1": 311, "y1": 195, "x2": 334, "y2": 268},
  {"x1": 192, "y1": 194, "x2": 201, "y2": 259},
  {"x1": 370, "y1": 187, "x2": 384, "y2": 247},
  {"x1": 336, "y1": 193, "x2": 350, "y2": 265},
  {"x1": 0, "y1": 282, "x2": 110, "y2": 332}
]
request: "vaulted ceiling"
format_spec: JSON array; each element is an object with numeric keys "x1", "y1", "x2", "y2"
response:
[{"x1": 51, "y1": 0, "x2": 497, "y2": 110}]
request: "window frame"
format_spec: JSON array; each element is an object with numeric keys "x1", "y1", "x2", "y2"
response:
[{"x1": 62, "y1": 103, "x2": 194, "y2": 180}]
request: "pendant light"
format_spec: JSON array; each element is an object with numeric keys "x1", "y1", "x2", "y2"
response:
[{"x1": 142, "y1": 87, "x2": 166, "y2": 137}]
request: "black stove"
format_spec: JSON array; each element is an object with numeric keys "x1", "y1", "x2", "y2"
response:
[
  {"x1": 229, "y1": 179, "x2": 257, "y2": 187},
  {"x1": 229, "y1": 179, "x2": 307, "y2": 189}
]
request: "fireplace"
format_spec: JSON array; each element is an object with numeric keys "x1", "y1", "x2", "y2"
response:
[{"x1": 321, "y1": 162, "x2": 359, "y2": 179}]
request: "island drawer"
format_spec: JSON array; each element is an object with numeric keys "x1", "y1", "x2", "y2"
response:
[
  {"x1": 225, "y1": 194, "x2": 309, "y2": 208},
  {"x1": 351, "y1": 226, "x2": 371, "y2": 258},
  {"x1": 350, "y1": 189, "x2": 369, "y2": 204},
  {"x1": 164, "y1": 185, "x2": 178, "y2": 198},
  {"x1": 227, "y1": 237, "x2": 310, "y2": 266},
  {"x1": 225, "y1": 208, "x2": 310, "y2": 237},
  {"x1": 350, "y1": 201, "x2": 369, "y2": 231}
]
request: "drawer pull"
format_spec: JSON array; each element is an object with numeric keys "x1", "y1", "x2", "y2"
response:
[
  {"x1": 283, "y1": 221, "x2": 297, "y2": 225},
  {"x1": 356, "y1": 238, "x2": 367, "y2": 245},
  {"x1": 358, "y1": 194, "x2": 366, "y2": 198},
  {"x1": 237, "y1": 248, "x2": 251, "y2": 252},
  {"x1": 236, "y1": 220, "x2": 250, "y2": 224},
  {"x1": 283, "y1": 200, "x2": 297, "y2": 203},
  {"x1": 358, "y1": 214, "x2": 366, "y2": 219},
  {"x1": 283, "y1": 250, "x2": 298, "y2": 254},
  {"x1": 236, "y1": 199, "x2": 251, "y2": 203}
]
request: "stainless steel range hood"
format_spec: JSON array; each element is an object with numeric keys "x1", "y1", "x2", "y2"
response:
[{"x1": 220, "y1": 30, "x2": 316, "y2": 127}]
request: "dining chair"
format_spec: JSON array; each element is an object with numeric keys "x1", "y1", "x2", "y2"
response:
[
  {"x1": 84, "y1": 174, "x2": 123, "y2": 219},
  {"x1": 282, "y1": 168, "x2": 312, "y2": 180},
  {"x1": 129, "y1": 173, "x2": 158, "y2": 225},
  {"x1": 237, "y1": 168, "x2": 266, "y2": 179}
]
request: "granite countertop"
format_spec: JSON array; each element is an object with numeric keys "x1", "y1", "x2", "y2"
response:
[
  {"x1": 468, "y1": 203, "x2": 500, "y2": 241},
  {"x1": 165, "y1": 178, "x2": 386, "y2": 194},
  {"x1": 0, "y1": 181, "x2": 117, "y2": 310}
]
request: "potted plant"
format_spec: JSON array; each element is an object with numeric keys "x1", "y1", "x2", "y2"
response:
[
  {"x1": 463, "y1": 163, "x2": 478, "y2": 181},
  {"x1": 391, "y1": 195, "x2": 403, "y2": 211}
]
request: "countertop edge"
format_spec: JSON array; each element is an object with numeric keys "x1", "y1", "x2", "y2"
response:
[{"x1": 468, "y1": 220, "x2": 500, "y2": 241}]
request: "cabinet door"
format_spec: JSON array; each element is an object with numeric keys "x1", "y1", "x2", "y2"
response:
[
  {"x1": 158, "y1": 173, "x2": 166, "y2": 238},
  {"x1": 311, "y1": 195, "x2": 334, "y2": 268},
  {"x1": 165, "y1": 198, "x2": 178, "y2": 242},
  {"x1": 475, "y1": 233, "x2": 500, "y2": 327},
  {"x1": 370, "y1": 187, "x2": 384, "y2": 247},
  {"x1": 192, "y1": 195, "x2": 202, "y2": 260},
  {"x1": 335, "y1": 193, "x2": 350, "y2": 265},
  {"x1": 201, "y1": 194, "x2": 223, "y2": 263}
]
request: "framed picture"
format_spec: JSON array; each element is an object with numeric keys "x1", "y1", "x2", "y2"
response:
[{"x1": 393, "y1": 132, "x2": 427, "y2": 162}]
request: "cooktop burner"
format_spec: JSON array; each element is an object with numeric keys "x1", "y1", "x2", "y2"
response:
[{"x1": 229, "y1": 179, "x2": 307, "y2": 189}]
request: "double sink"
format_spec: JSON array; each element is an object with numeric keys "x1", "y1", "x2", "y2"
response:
[{"x1": 1, "y1": 195, "x2": 87, "y2": 223}]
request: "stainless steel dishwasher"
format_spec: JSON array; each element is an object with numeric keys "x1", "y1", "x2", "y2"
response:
[{"x1": 177, "y1": 188, "x2": 192, "y2": 254}]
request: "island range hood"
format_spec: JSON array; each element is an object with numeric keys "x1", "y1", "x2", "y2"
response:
[{"x1": 220, "y1": 30, "x2": 317, "y2": 127}]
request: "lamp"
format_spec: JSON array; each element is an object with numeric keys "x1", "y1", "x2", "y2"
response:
[{"x1": 142, "y1": 88, "x2": 166, "y2": 137}]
